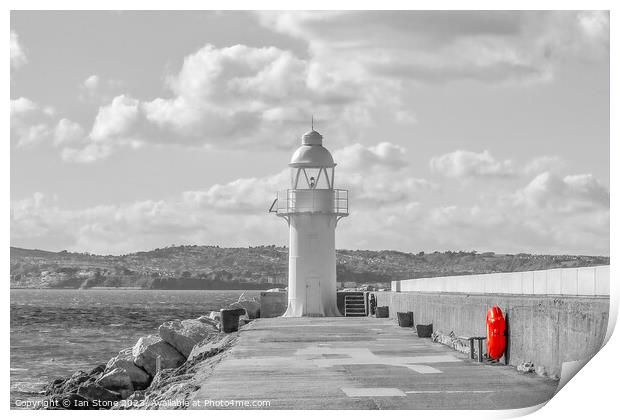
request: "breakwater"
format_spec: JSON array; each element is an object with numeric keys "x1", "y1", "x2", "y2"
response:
[
  {"x1": 374, "y1": 266, "x2": 611, "y2": 378},
  {"x1": 14, "y1": 292, "x2": 260, "y2": 410}
]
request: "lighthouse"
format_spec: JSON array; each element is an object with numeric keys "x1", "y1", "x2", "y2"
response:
[{"x1": 269, "y1": 127, "x2": 349, "y2": 317}]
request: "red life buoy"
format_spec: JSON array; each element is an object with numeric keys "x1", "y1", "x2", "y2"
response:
[{"x1": 486, "y1": 306, "x2": 506, "y2": 360}]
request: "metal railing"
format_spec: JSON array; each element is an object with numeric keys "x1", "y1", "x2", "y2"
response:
[{"x1": 271, "y1": 189, "x2": 348, "y2": 216}]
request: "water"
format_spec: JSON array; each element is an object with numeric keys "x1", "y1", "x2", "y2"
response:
[{"x1": 10, "y1": 289, "x2": 259, "y2": 406}]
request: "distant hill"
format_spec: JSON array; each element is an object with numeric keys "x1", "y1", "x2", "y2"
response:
[{"x1": 10, "y1": 245, "x2": 609, "y2": 290}]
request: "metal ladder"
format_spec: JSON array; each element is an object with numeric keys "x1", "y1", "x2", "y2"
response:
[{"x1": 344, "y1": 293, "x2": 366, "y2": 317}]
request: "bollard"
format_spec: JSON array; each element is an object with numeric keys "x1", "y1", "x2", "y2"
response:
[
  {"x1": 156, "y1": 355, "x2": 161, "y2": 374},
  {"x1": 220, "y1": 308, "x2": 246, "y2": 333}
]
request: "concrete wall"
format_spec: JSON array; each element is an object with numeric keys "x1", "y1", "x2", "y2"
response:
[
  {"x1": 392, "y1": 265, "x2": 609, "y2": 296},
  {"x1": 259, "y1": 291, "x2": 288, "y2": 318},
  {"x1": 374, "y1": 291, "x2": 609, "y2": 378}
]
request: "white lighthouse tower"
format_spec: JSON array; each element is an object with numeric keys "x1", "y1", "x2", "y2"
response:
[{"x1": 270, "y1": 127, "x2": 348, "y2": 317}]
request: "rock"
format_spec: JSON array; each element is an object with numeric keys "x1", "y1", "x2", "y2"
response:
[
  {"x1": 517, "y1": 361, "x2": 535, "y2": 373},
  {"x1": 196, "y1": 315, "x2": 219, "y2": 328},
  {"x1": 110, "y1": 390, "x2": 146, "y2": 410},
  {"x1": 127, "y1": 390, "x2": 146, "y2": 402},
  {"x1": 89, "y1": 364, "x2": 106, "y2": 377},
  {"x1": 227, "y1": 299, "x2": 260, "y2": 319},
  {"x1": 208, "y1": 311, "x2": 220, "y2": 320},
  {"x1": 132, "y1": 335, "x2": 186, "y2": 376},
  {"x1": 149, "y1": 368, "x2": 177, "y2": 390},
  {"x1": 95, "y1": 368, "x2": 135, "y2": 399},
  {"x1": 187, "y1": 334, "x2": 230, "y2": 364},
  {"x1": 44, "y1": 370, "x2": 91, "y2": 396},
  {"x1": 77, "y1": 383, "x2": 121, "y2": 403},
  {"x1": 48, "y1": 393, "x2": 92, "y2": 410},
  {"x1": 105, "y1": 348, "x2": 151, "y2": 390},
  {"x1": 159, "y1": 319, "x2": 219, "y2": 358}
]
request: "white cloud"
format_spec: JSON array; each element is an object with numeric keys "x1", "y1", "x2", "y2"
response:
[
  {"x1": 90, "y1": 95, "x2": 141, "y2": 143},
  {"x1": 61, "y1": 143, "x2": 112, "y2": 163},
  {"x1": 577, "y1": 11, "x2": 609, "y2": 48},
  {"x1": 10, "y1": 30, "x2": 27, "y2": 69},
  {"x1": 11, "y1": 97, "x2": 38, "y2": 116},
  {"x1": 256, "y1": 11, "x2": 607, "y2": 86},
  {"x1": 514, "y1": 172, "x2": 609, "y2": 214},
  {"x1": 10, "y1": 164, "x2": 609, "y2": 255},
  {"x1": 430, "y1": 150, "x2": 515, "y2": 179},
  {"x1": 79, "y1": 74, "x2": 124, "y2": 103},
  {"x1": 83, "y1": 75, "x2": 100, "y2": 92},
  {"x1": 334, "y1": 142, "x2": 408, "y2": 172},
  {"x1": 10, "y1": 97, "x2": 54, "y2": 147},
  {"x1": 54, "y1": 119, "x2": 86, "y2": 146},
  {"x1": 523, "y1": 155, "x2": 565, "y2": 175}
]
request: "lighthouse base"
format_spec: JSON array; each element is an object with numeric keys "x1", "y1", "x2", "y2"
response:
[{"x1": 282, "y1": 299, "x2": 341, "y2": 317}]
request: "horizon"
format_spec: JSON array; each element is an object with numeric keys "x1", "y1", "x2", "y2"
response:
[
  {"x1": 9, "y1": 244, "x2": 610, "y2": 259},
  {"x1": 10, "y1": 11, "x2": 610, "y2": 256}
]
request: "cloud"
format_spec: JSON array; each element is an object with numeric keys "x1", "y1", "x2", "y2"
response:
[
  {"x1": 514, "y1": 172, "x2": 609, "y2": 214},
  {"x1": 523, "y1": 155, "x2": 566, "y2": 175},
  {"x1": 10, "y1": 12, "x2": 611, "y2": 163},
  {"x1": 58, "y1": 41, "x2": 400, "y2": 162},
  {"x1": 257, "y1": 11, "x2": 608, "y2": 86},
  {"x1": 334, "y1": 142, "x2": 408, "y2": 172},
  {"x1": 10, "y1": 30, "x2": 27, "y2": 69},
  {"x1": 430, "y1": 150, "x2": 515, "y2": 179},
  {"x1": 79, "y1": 74, "x2": 124, "y2": 102},
  {"x1": 90, "y1": 95, "x2": 141, "y2": 143},
  {"x1": 57, "y1": 95, "x2": 142, "y2": 162},
  {"x1": 83, "y1": 75, "x2": 100, "y2": 92},
  {"x1": 577, "y1": 11, "x2": 609, "y2": 48},
  {"x1": 11, "y1": 97, "x2": 38, "y2": 115},
  {"x1": 11, "y1": 163, "x2": 609, "y2": 255},
  {"x1": 54, "y1": 119, "x2": 86, "y2": 146},
  {"x1": 10, "y1": 97, "x2": 55, "y2": 147}
]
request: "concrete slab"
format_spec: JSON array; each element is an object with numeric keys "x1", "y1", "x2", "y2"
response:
[{"x1": 190, "y1": 317, "x2": 558, "y2": 410}]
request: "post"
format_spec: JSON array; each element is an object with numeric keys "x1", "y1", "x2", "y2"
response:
[{"x1": 156, "y1": 355, "x2": 162, "y2": 374}]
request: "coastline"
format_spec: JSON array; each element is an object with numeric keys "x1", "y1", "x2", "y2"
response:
[
  {"x1": 13, "y1": 293, "x2": 259, "y2": 410},
  {"x1": 35, "y1": 316, "x2": 246, "y2": 410}
]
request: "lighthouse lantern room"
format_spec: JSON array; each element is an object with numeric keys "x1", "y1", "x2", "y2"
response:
[{"x1": 269, "y1": 128, "x2": 348, "y2": 317}]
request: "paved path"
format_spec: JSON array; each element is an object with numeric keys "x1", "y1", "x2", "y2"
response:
[{"x1": 191, "y1": 317, "x2": 558, "y2": 409}]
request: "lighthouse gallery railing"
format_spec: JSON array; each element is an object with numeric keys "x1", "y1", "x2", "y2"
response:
[{"x1": 272, "y1": 189, "x2": 348, "y2": 216}]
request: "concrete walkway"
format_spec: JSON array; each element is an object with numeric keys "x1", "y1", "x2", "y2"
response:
[{"x1": 191, "y1": 317, "x2": 558, "y2": 409}]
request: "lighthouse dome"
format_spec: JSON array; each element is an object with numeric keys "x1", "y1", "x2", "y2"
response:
[{"x1": 289, "y1": 130, "x2": 335, "y2": 168}]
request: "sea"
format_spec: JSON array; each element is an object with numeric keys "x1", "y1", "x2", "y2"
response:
[{"x1": 10, "y1": 289, "x2": 260, "y2": 407}]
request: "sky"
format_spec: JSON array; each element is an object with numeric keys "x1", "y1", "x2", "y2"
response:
[{"x1": 10, "y1": 11, "x2": 610, "y2": 256}]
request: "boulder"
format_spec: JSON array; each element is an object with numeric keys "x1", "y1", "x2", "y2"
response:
[
  {"x1": 88, "y1": 364, "x2": 106, "y2": 377},
  {"x1": 77, "y1": 383, "x2": 121, "y2": 403},
  {"x1": 105, "y1": 348, "x2": 151, "y2": 390},
  {"x1": 132, "y1": 335, "x2": 186, "y2": 376},
  {"x1": 159, "y1": 319, "x2": 219, "y2": 358},
  {"x1": 45, "y1": 370, "x2": 90, "y2": 396},
  {"x1": 206, "y1": 311, "x2": 221, "y2": 321},
  {"x1": 196, "y1": 315, "x2": 219, "y2": 328},
  {"x1": 95, "y1": 368, "x2": 134, "y2": 399},
  {"x1": 187, "y1": 334, "x2": 230, "y2": 364},
  {"x1": 227, "y1": 299, "x2": 260, "y2": 319},
  {"x1": 49, "y1": 393, "x2": 92, "y2": 410}
]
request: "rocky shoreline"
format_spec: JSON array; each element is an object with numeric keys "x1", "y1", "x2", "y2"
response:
[{"x1": 39, "y1": 298, "x2": 260, "y2": 410}]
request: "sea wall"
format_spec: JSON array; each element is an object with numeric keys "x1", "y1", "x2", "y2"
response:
[
  {"x1": 391, "y1": 265, "x2": 610, "y2": 296},
  {"x1": 374, "y1": 291, "x2": 609, "y2": 378}
]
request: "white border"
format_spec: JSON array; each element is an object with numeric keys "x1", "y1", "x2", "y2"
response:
[{"x1": 4, "y1": 2, "x2": 617, "y2": 419}]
